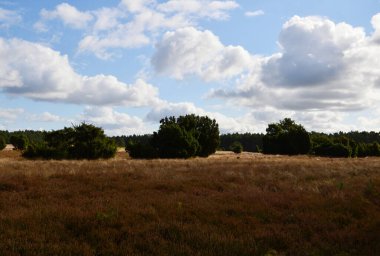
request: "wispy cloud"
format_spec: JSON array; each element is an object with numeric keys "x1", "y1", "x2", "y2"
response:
[
  {"x1": 245, "y1": 10, "x2": 264, "y2": 17},
  {"x1": 0, "y1": 7, "x2": 21, "y2": 28}
]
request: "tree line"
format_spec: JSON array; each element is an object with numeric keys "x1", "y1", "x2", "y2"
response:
[
  {"x1": 122, "y1": 117, "x2": 380, "y2": 158},
  {"x1": 1, "y1": 115, "x2": 380, "y2": 159}
]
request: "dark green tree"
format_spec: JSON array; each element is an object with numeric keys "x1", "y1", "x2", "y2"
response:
[
  {"x1": 263, "y1": 118, "x2": 311, "y2": 155},
  {"x1": 0, "y1": 135, "x2": 6, "y2": 150},
  {"x1": 68, "y1": 123, "x2": 116, "y2": 159},
  {"x1": 220, "y1": 133, "x2": 263, "y2": 152},
  {"x1": 313, "y1": 142, "x2": 352, "y2": 158},
  {"x1": 23, "y1": 123, "x2": 116, "y2": 160},
  {"x1": 311, "y1": 133, "x2": 353, "y2": 158},
  {"x1": 126, "y1": 140, "x2": 158, "y2": 159},
  {"x1": 152, "y1": 121, "x2": 199, "y2": 159},
  {"x1": 369, "y1": 142, "x2": 380, "y2": 156},
  {"x1": 149, "y1": 114, "x2": 220, "y2": 159},
  {"x1": 10, "y1": 134, "x2": 29, "y2": 150},
  {"x1": 177, "y1": 115, "x2": 220, "y2": 157}
]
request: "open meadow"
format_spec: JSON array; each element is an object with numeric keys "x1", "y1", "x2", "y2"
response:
[{"x1": 0, "y1": 150, "x2": 379, "y2": 255}]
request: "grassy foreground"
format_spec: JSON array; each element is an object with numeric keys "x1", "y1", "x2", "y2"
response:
[{"x1": 0, "y1": 151, "x2": 379, "y2": 256}]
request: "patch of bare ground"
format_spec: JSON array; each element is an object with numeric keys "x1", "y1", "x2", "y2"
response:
[{"x1": 0, "y1": 150, "x2": 379, "y2": 255}]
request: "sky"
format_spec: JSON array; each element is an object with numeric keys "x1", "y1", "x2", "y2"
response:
[{"x1": 0, "y1": 0, "x2": 380, "y2": 135}]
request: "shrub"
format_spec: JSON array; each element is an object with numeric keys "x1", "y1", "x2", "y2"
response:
[
  {"x1": 148, "y1": 115, "x2": 220, "y2": 159},
  {"x1": 23, "y1": 143, "x2": 64, "y2": 159},
  {"x1": 0, "y1": 135, "x2": 6, "y2": 150},
  {"x1": 152, "y1": 122, "x2": 199, "y2": 159},
  {"x1": 68, "y1": 123, "x2": 117, "y2": 159},
  {"x1": 369, "y1": 142, "x2": 380, "y2": 156},
  {"x1": 263, "y1": 118, "x2": 311, "y2": 155},
  {"x1": 10, "y1": 134, "x2": 29, "y2": 150},
  {"x1": 230, "y1": 141, "x2": 243, "y2": 154},
  {"x1": 23, "y1": 123, "x2": 116, "y2": 160},
  {"x1": 125, "y1": 140, "x2": 158, "y2": 159},
  {"x1": 177, "y1": 115, "x2": 219, "y2": 157},
  {"x1": 314, "y1": 142, "x2": 352, "y2": 158}
]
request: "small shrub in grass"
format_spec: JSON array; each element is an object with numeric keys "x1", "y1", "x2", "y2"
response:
[
  {"x1": 125, "y1": 140, "x2": 158, "y2": 159},
  {"x1": 230, "y1": 141, "x2": 243, "y2": 154},
  {"x1": 23, "y1": 143, "x2": 69, "y2": 159}
]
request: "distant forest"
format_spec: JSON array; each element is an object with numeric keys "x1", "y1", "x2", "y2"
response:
[
  {"x1": 2, "y1": 129, "x2": 380, "y2": 153},
  {"x1": 106, "y1": 131, "x2": 380, "y2": 153}
]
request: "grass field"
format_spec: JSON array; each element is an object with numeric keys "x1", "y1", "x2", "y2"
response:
[{"x1": 0, "y1": 150, "x2": 379, "y2": 255}]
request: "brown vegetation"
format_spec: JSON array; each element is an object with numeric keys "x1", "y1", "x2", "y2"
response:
[{"x1": 0, "y1": 150, "x2": 379, "y2": 255}]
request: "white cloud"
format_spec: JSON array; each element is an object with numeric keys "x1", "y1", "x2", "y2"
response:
[
  {"x1": 37, "y1": 1, "x2": 238, "y2": 59},
  {"x1": 92, "y1": 7, "x2": 126, "y2": 31},
  {"x1": 77, "y1": 7, "x2": 189, "y2": 59},
  {"x1": 0, "y1": 7, "x2": 21, "y2": 28},
  {"x1": 146, "y1": 101, "x2": 204, "y2": 121},
  {"x1": 28, "y1": 112, "x2": 63, "y2": 122},
  {"x1": 371, "y1": 13, "x2": 380, "y2": 43},
  {"x1": 205, "y1": 13, "x2": 380, "y2": 132},
  {"x1": 0, "y1": 38, "x2": 160, "y2": 106},
  {"x1": 81, "y1": 106, "x2": 152, "y2": 136},
  {"x1": 152, "y1": 27, "x2": 254, "y2": 81},
  {"x1": 78, "y1": 30, "x2": 151, "y2": 60},
  {"x1": 157, "y1": 0, "x2": 239, "y2": 20},
  {"x1": 210, "y1": 14, "x2": 380, "y2": 114},
  {"x1": 0, "y1": 108, "x2": 24, "y2": 120},
  {"x1": 262, "y1": 15, "x2": 366, "y2": 87},
  {"x1": 245, "y1": 10, "x2": 264, "y2": 17},
  {"x1": 37, "y1": 3, "x2": 93, "y2": 30},
  {"x1": 120, "y1": 0, "x2": 155, "y2": 13}
]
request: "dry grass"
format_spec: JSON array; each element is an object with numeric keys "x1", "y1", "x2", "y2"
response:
[{"x1": 0, "y1": 150, "x2": 379, "y2": 255}]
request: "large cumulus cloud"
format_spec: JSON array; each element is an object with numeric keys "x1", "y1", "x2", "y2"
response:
[
  {"x1": 262, "y1": 16, "x2": 365, "y2": 87},
  {"x1": 152, "y1": 27, "x2": 254, "y2": 81},
  {"x1": 0, "y1": 38, "x2": 160, "y2": 106},
  {"x1": 210, "y1": 14, "x2": 380, "y2": 112}
]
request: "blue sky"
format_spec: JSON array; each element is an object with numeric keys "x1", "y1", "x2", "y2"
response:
[{"x1": 0, "y1": 0, "x2": 379, "y2": 135}]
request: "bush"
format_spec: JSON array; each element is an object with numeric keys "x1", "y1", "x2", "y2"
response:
[
  {"x1": 369, "y1": 142, "x2": 380, "y2": 156},
  {"x1": 152, "y1": 122, "x2": 199, "y2": 159},
  {"x1": 230, "y1": 141, "x2": 243, "y2": 154},
  {"x1": 23, "y1": 143, "x2": 64, "y2": 159},
  {"x1": 314, "y1": 142, "x2": 352, "y2": 158},
  {"x1": 148, "y1": 115, "x2": 220, "y2": 159},
  {"x1": 126, "y1": 140, "x2": 158, "y2": 159},
  {"x1": 0, "y1": 136, "x2": 6, "y2": 150},
  {"x1": 263, "y1": 118, "x2": 311, "y2": 155},
  {"x1": 177, "y1": 115, "x2": 219, "y2": 157},
  {"x1": 10, "y1": 134, "x2": 29, "y2": 150},
  {"x1": 68, "y1": 123, "x2": 117, "y2": 159},
  {"x1": 23, "y1": 123, "x2": 117, "y2": 160}
]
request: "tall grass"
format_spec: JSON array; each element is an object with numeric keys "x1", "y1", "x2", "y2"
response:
[{"x1": 0, "y1": 151, "x2": 379, "y2": 255}]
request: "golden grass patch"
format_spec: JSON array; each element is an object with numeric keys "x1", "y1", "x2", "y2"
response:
[{"x1": 0, "y1": 150, "x2": 379, "y2": 255}]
